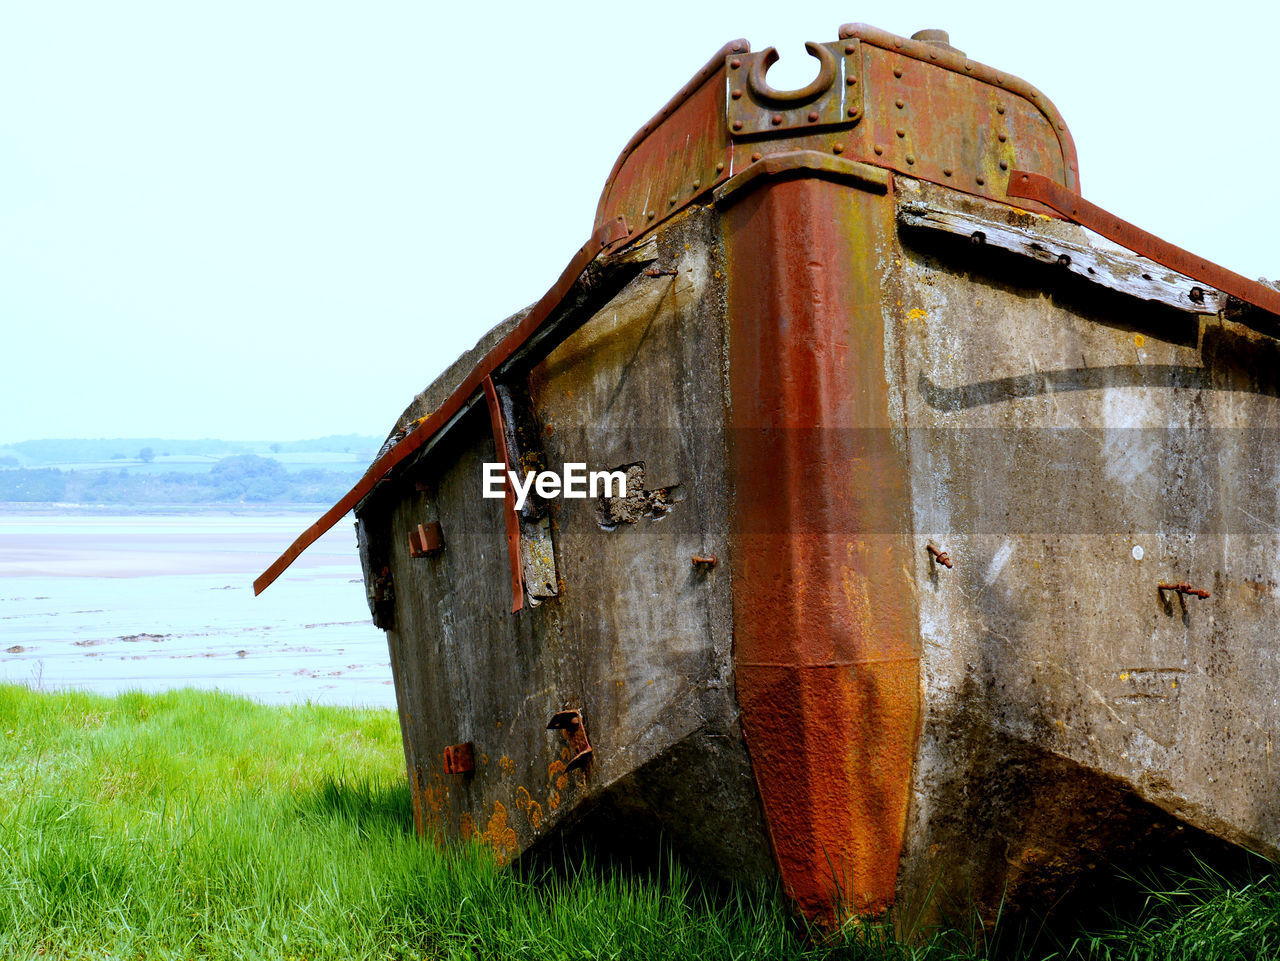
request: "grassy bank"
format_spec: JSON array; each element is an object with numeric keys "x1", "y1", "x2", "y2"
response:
[{"x1": 1, "y1": 685, "x2": 1276, "y2": 959}]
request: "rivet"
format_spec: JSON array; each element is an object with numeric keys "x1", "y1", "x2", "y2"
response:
[
  {"x1": 807, "y1": 111, "x2": 819, "y2": 122},
  {"x1": 771, "y1": 113, "x2": 783, "y2": 125},
  {"x1": 996, "y1": 103, "x2": 1006, "y2": 114},
  {"x1": 896, "y1": 129, "x2": 905, "y2": 138},
  {"x1": 943, "y1": 168, "x2": 953, "y2": 177},
  {"x1": 906, "y1": 155, "x2": 915, "y2": 165},
  {"x1": 874, "y1": 144, "x2": 884, "y2": 155},
  {"x1": 647, "y1": 211, "x2": 655, "y2": 220},
  {"x1": 998, "y1": 133, "x2": 1007, "y2": 142},
  {"x1": 668, "y1": 196, "x2": 677, "y2": 205},
  {"x1": 846, "y1": 76, "x2": 857, "y2": 85},
  {"x1": 730, "y1": 58, "x2": 741, "y2": 69},
  {"x1": 999, "y1": 160, "x2": 1008, "y2": 170},
  {"x1": 732, "y1": 119, "x2": 743, "y2": 131},
  {"x1": 894, "y1": 39, "x2": 902, "y2": 48},
  {"x1": 893, "y1": 68, "x2": 903, "y2": 78},
  {"x1": 964, "y1": 61, "x2": 973, "y2": 71},
  {"x1": 1058, "y1": 122, "x2": 1066, "y2": 130},
  {"x1": 996, "y1": 75, "x2": 1005, "y2": 85},
  {"x1": 731, "y1": 88, "x2": 743, "y2": 100},
  {"x1": 847, "y1": 107, "x2": 858, "y2": 117},
  {"x1": 833, "y1": 144, "x2": 844, "y2": 154},
  {"x1": 895, "y1": 99, "x2": 904, "y2": 109},
  {"x1": 751, "y1": 152, "x2": 761, "y2": 162},
  {"x1": 929, "y1": 51, "x2": 938, "y2": 60},
  {"x1": 692, "y1": 181, "x2": 700, "y2": 189},
  {"x1": 976, "y1": 176, "x2": 985, "y2": 186},
  {"x1": 844, "y1": 43, "x2": 855, "y2": 54},
  {"x1": 715, "y1": 161, "x2": 724, "y2": 173}
]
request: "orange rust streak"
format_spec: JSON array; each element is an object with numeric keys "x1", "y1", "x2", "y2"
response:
[{"x1": 724, "y1": 175, "x2": 922, "y2": 924}]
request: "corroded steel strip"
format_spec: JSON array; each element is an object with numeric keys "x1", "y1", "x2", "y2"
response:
[
  {"x1": 724, "y1": 172, "x2": 921, "y2": 923},
  {"x1": 482, "y1": 375, "x2": 525, "y2": 613},
  {"x1": 1007, "y1": 170, "x2": 1280, "y2": 317},
  {"x1": 839, "y1": 23, "x2": 1079, "y2": 191},
  {"x1": 252, "y1": 216, "x2": 629, "y2": 596}
]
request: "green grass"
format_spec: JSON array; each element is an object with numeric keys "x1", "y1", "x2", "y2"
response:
[{"x1": 1, "y1": 684, "x2": 1277, "y2": 960}]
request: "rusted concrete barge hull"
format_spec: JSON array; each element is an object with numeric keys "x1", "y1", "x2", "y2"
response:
[{"x1": 257, "y1": 25, "x2": 1280, "y2": 927}]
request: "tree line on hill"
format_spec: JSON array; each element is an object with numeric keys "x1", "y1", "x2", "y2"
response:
[{"x1": 0, "y1": 455, "x2": 363, "y2": 505}]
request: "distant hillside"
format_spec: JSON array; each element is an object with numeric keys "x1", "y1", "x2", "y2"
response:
[{"x1": 0, "y1": 435, "x2": 380, "y2": 467}]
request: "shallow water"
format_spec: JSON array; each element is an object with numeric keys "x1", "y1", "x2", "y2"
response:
[{"x1": 0, "y1": 511, "x2": 395, "y2": 707}]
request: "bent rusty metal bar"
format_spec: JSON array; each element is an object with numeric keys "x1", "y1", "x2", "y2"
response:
[
  {"x1": 1007, "y1": 170, "x2": 1280, "y2": 317},
  {"x1": 482, "y1": 375, "x2": 525, "y2": 613},
  {"x1": 252, "y1": 215, "x2": 629, "y2": 596},
  {"x1": 721, "y1": 161, "x2": 921, "y2": 924}
]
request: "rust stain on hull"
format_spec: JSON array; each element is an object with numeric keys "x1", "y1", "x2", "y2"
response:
[{"x1": 724, "y1": 174, "x2": 922, "y2": 923}]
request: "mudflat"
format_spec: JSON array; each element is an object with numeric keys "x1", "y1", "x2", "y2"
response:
[{"x1": 0, "y1": 510, "x2": 393, "y2": 706}]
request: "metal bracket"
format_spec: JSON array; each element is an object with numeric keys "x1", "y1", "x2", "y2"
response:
[
  {"x1": 407, "y1": 521, "x2": 443, "y2": 558},
  {"x1": 546, "y1": 709, "x2": 592, "y2": 772},
  {"x1": 442, "y1": 741, "x2": 475, "y2": 775},
  {"x1": 727, "y1": 40, "x2": 862, "y2": 138}
]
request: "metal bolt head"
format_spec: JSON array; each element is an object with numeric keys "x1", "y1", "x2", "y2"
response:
[
  {"x1": 893, "y1": 68, "x2": 903, "y2": 78},
  {"x1": 874, "y1": 144, "x2": 884, "y2": 155},
  {"x1": 732, "y1": 119, "x2": 743, "y2": 131},
  {"x1": 847, "y1": 107, "x2": 858, "y2": 117},
  {"x1": 771, "y1": 113, "x2": 783, "y2": 125},
  {"x1": 751, "y1": 152, "x2": 761, "y2": 162},
  {"x1": 832, "y1": 143, "x2": 844, "y2": 154},
  {"x1": 906, "y1": 155, "x2": 915, "y2": 165},
  {"x1": 999, "y1": 160, "x2": 1008, "y2": 170},
  {"x1": 943, "y1": 167, "x2": 953, "y2": 176},
  {"x1": 730, "y1": 58, "x2": 741, "y2": 69},
  {"x1": 998, "y1": 132, "x2": 1007, "y2": 143},
  {"x1": 976, "y1": 176, "x2": 985, "y2": 186},
  {"x1": 996, "y1": 103, "x2": 1006, "y2": 114},
  {"x1": 715, "y1": 161, "x2": 725, "y2": 173},
  {"x1": 844, "y1": 43, "x2": 855, "y2": 54},
  {"x1": 846, "y1": 75, "x2": 857, "y2": 85},
  {"x1": 807, "y1": 111, "x2": 819, "y2": 122},
  {"x1": 895, "y1": 99, "x2": 904, "y2": 109},
  {"x1": 731, "y1": 88, "x2": 743, "y2": 100},
  {"x1": 896, "y1": 129, "x2": 905, "y2": 138}
]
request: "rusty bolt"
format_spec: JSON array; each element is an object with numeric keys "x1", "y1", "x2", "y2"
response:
[
  {"x1": 730, "y1": 58, "x2": 741, "y2": 69},
  {"x1": 751, "y1": 152, "x2": 762, "y2": 162},
  {"x1": 998, "y1": 132, "x2": 1007, "y2": 143},
  {"x1": 976, "y1": 176, "x2": 986, "y2": 186},
  {"x1": 847, "y1": 107, "x2": 859, "y2": 117},
  {"x1": 996, "y1": 103, "x2": 1006, "y2": 114},
  {"x1": 807, "y1": 111, "x2": 819, "y2": 122},
  {"x1": 692, "y1": 555, "x2": 718, "y2": 567},
  {"x1": 692, "y1": 180, "x2": 700, "y2": 190},
  {"x1": 896, "y1": 129, "x2": 905, "y2": 138},
  {"x1": 999, "y1": 160, "x2": 1009, "y2": 170},
  {"x1": 927, "y1": 545, "x2": 953, "y2": 569},
  {"x1": 943, "y1": 167, "x2": 953, "y2": 177},
  {"x1": 731, "y1": 88, "x2": 743, "y2": 100},
  {"x1": 646, "y1": 211, "x2": 655, "y2": 220},
  {"x1": 715, "y1": 161, "x2": 725, "y2": 173},
  {"x1": 906, "y1": 155, "x2": 915, "y2": 165},
  {"x1": 1159, "y1": 582, "x2": 1210, "y2": 599},
  {"x1": 844, "y1": 43, "x2": 855, "y2": 54},
  {"x1": 847, "y1": 75, "x2": 857, "y2": 85},
  {"x1": 874, "y1": 143, "x2": 884, "y2": 155},
  {"x1": 668, "y1": 195, "x2": 677, "y2": 205},
  {"x1": 893, "y1": 68, "x2": 903, "y2": 78},
  {"x1": 732, "y1": 119, "x2": 743, "y2": 131},
  {"x1": 771, "y1": 113, "x2": 783, "y2": 125},
  {"x1": 832, "y1": 144, "x2": 844, "y2": 154},
  {"x1": 895, "y1": 99, "x2": 904, "y2": 109}
]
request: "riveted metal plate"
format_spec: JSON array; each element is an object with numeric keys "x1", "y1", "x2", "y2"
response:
[{"x1": 726, "y1": 40, "x2": 861, "y2": 138}]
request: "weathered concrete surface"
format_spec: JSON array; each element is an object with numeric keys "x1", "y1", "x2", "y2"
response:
[
  {"x1": 888, "y1": 175, "x2": 1280, "y2": 921},
  {"x1": 359, "y1": 207, "x2": 775, "y2": 880}
]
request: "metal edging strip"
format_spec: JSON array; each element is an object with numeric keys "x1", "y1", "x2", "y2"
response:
[{"x1": 482, "y1": 375, "x2": 525, "y2": 614}]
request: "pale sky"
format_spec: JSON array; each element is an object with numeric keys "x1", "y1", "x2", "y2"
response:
[{"x1": 2, "y1": 1, "x2": 1275, "y2": 446}]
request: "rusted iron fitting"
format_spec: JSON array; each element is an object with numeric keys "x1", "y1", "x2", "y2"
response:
[
  {"x1": 442, "y1": 741, "x2": 475, "y2": 775},
  {"x1": 926, "y1": 544, "x2": 953, "y2": 568},
  {"x1": 546, "y1": 709, "x2": 593, "y2": 772},
  {"x1": 1159, "y1": 582, "x2": 1210, "y2": 599},
  {"x1": 408, "y1": 522, "x2": 444, "y2": 558},
  {"x1": 644, "y1": 266, "x2": 679, "y2": 277},
  {"x1": 691, "y1": 555, "x2": 718, "y2": 567}
]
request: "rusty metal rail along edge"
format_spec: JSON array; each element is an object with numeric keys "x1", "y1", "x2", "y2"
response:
[{"x1": 257, "y1": 23, "x2": 1280, "y2": 929}]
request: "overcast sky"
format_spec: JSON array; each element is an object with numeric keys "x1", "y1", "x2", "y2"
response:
[{"x1": 3, "y1": 1, "x2": 1275, "y2": 446}]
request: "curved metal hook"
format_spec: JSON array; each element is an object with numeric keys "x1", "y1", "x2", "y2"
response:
[{"x1": 747, "y1": 42, "x2": 838, "y2": 105}]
